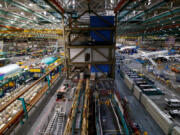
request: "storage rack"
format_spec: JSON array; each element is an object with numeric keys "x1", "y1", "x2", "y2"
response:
[{"x1": 64, "y1": 9, "x2": 117, "y2": 79}]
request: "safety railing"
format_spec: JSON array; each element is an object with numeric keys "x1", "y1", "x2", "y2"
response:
[
  {"x1": 0, "y1": 60, "x2": 64, "y2": 134},
  {"x1": 95, "y1": 98, "x2": 103, "y2": 135},
  {"x1": 63, "y1": 79, "x2": 83, "y2": 135},
  {"x1": 81, "y1": 79, "x2": 90, "y2": 135},
  {"x1": 111, "y1": 95, "x2": 130, "y2": 135}
]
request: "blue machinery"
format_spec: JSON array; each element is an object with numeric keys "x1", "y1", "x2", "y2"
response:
[{"x1": 0, "y1": 71, "x2": 31, "y2": 98}]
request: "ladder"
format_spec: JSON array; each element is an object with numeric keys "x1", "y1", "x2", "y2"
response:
[
  {"x1": 56, "y1": 113, "x2": 65, "y2": 135},
  {"x1": 45, "y1": 110, "x2": 59, "y2": 135}
]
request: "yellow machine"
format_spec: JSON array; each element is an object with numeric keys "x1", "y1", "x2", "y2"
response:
[
  {"x1": 29, "y1": 68, "x2": 41, "y2": 73},
  {"x1": 5, "y1": 81, "x2": 15, "y2": 87},
  {"x1": 16, "y1": 61, "x2": 23, "y2": 66},
  {"x1": 60, "y1": 52, "x2": 64, "y2": 56}
]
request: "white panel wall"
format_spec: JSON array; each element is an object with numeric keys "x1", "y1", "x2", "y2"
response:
[
  {"x1": 124, "y1": 75, "x2": 134, "y2": 90},
  {"x1": 70, "y1": 48, "x2": 85, "y2": 62},
  {"x1": 70, "y1": 48, "x2": 112, "y2": 62},
  {"x1": 133, "y1": 86, "x2": 141, "y2": 100},
  {"x1": 92, "y1": 49, "x2": 107, "y2": 61}
]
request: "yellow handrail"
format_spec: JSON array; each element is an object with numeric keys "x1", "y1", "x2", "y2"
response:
[
  {"x1": 81, "y1": 79, "x2": 90, "y2": 135},
  {"x1": 63, "y1": 79, "x2": 83, "y2": 135}
]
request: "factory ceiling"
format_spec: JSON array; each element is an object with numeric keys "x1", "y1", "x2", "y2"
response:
[{"x1": 0, "y1": 0, "x2": 179, "y2": 39}]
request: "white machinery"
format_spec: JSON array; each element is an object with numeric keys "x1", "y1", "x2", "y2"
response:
[
  {"x1": 165, "y1": 98, "x2": 180, "y2": 108},
  {"x1": 118, "y1": 46, "x2": 136, "y2": 52},
  {"x1": 0, "y1": 64, "x2": 21, "y2": 78},
  {"x1": 137, "y1": 50, "x2": 169, "y2": 67}
]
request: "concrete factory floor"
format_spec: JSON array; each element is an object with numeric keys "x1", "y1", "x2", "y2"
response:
[
  {"x1": 10, "y1": 77, "x2": 64, "y2": 135},
  {"x1": 115, "y1": 70, "x2": 165, "y2": 134},
  {"x1": 10, "y1": 69, "x2": 164, "y2": 134},
  {"x1": 25, "y1": 79, "x2": 70, "y2": 135}
]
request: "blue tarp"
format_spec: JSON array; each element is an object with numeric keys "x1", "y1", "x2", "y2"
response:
[
  {"x1": 168, "y1": 49, "x2": 176, "y2": 55},
  {"x1": 41, "y1": 57, "x2": 57, "y2": 65},
  {"x1": 90, "y1": 16, "x2": 114, "y2": 42},
  {"x1": 91, "y1": 65, "x2": 110, "y2": 73},
  {"x1": 135, "y1": 59, "x2": 145, "y2": 64}
]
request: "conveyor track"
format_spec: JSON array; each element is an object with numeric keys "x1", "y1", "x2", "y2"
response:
[
  {"x1": 95, "y1": 79, "x2": 123, "y2": 135},
  {"x1": 63, "y1": 79, "x2": 89, "y2": 135},
  {"x1": 72, "y1": 83, "x2": 85, "y2": 135},
  {"x1": 98, "y1": 97, "x2": 122, "y2": 135}
]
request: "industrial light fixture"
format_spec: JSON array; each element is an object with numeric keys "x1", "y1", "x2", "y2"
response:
[
  {"x1": 133, "y1": 10, "x2": 136, "y2": 15},
  {"x1": 0, "y1": 4, "x2": 3, "y2": 7},
  {"x1": 20, "y1": 12, "x2": 24, "y2": 15},
  {"x1": 29, "y1": 3, "x2": 33, "y2": 7}
]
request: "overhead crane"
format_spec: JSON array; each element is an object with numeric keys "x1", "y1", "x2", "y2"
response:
[{"x1": 0, "y1": 0, "x2": 178, "y2": 134}]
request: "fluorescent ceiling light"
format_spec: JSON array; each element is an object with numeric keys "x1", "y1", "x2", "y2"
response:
[
  {"x1": 29, "y1": 3, "x2": 33, "y2": 7},
  {"x1": 20, "y1": 12, "x2": 24, "y2": 15}
]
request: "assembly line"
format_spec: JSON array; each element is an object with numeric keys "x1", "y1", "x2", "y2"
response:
[{"x1": 0, "y1": 52, "x2": 64, "y2": 134}]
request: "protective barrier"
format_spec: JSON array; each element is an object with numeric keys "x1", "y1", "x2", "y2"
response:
[
  {"x1": 141, "y1": 94, "x2": 173, "y2": 134},
  {"x1": 122, "y1": 71, "x2": 180, "y2": 135},
  {"x1": 133, "y1": 86, "x2": 141, "y2": 100},
  {"x1": 124, "y1": 75, "x2": 134, "y2": 91},
  {"x1": 172, "y1": 126, "x2": 180, "y2": 135}
]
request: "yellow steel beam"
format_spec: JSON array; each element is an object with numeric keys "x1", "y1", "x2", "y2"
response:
[
  {"x1": 0, "y1": 29, "x2": 62, "y2": 39},
  {"x1": 81, "y1": 79, "x2": 90, "y2": 135},
  {"x1": 0, "y1": 33, "x2": 63, "y2": 39},
  {"x1": 63, "y1": 79, "x2": 83, "y2": 135},
  {"x1": 0, "y1": 29, "x2": 63, "y2": 35}
]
